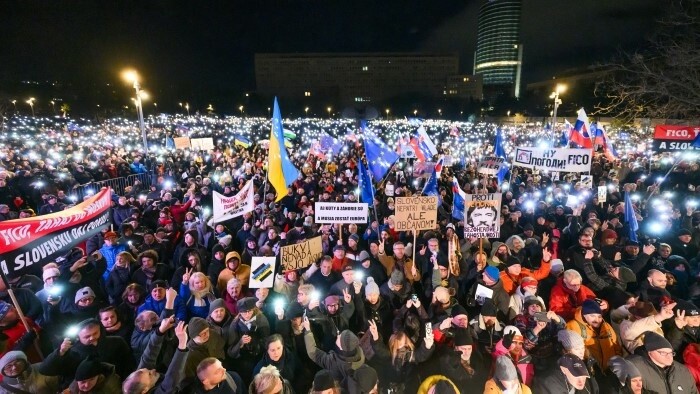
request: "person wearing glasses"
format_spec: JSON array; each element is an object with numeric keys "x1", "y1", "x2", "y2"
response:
[{"x1": 626, "y1": 332, "x2": 697, "y2": 394}]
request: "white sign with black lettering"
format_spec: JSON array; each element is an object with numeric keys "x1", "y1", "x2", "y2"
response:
[
  {"x1": 463, "y1": 193, "x2": 502, "y2": 238},
  {"x1": 513, "y1": 147, "x2": 592, "y2": 173},
  {"x1": 478, "y1": 156, "x2": 505, "y2": 175},
  {"x1": 314, "y1": 203, "x2": 368, "y2": 223}
]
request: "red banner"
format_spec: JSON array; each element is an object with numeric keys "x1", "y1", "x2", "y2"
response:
[
  {"x1": 653, "y1": 125, "x2": 700, "y2": 141},
  {"x1": 0, "y1": 188, "x2": 112, "y2": 278}
]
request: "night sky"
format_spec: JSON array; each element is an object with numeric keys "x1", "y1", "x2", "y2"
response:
[{"x1": 0, "y1": 0, "x2": 665, "y2": 108}]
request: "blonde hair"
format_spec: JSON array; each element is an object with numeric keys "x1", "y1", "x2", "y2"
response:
[
  {"x1": 252, "y1": 365, "x2": 281, "y2": 394},
  {"x1": 117, "y1": 251, "x2": 136, "y2": 265},
  {"x1": 189, "y1": 272, "x2": 214, "y2": 297},
  {"x1": 388, "y1": 331, "x2": 415, "y2": 365}
]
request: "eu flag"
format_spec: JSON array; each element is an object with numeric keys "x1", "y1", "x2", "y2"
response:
[
  {"x1": 363, "y1": 136, "x2": 399, "y2": 181},
  {"x1": 624, "y1": 192, "x2": 639, "y2": 242},
  {"x1": 358, "y1": 160, "x2": 375, "y2": 204}
]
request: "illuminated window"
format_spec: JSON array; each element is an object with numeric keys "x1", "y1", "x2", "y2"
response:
[
  {"x1": 362, "y1": 66, "x2": 368, "y2": 71},
  {"x1": 304, "y1": 91, "x2": 311, "y2": 97}
]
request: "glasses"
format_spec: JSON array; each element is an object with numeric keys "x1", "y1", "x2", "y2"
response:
[{"x1": 655, "y1": 350, "x2": 675, "y2": 357}]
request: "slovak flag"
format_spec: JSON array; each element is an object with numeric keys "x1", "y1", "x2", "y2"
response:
[
  {"x1": 422, "y1": 156, "x2": 444, "y2": 197},
  {"x1": 569, "y1": 108, "x2": 593, "y2": 149},
  {"x1": 593, "y1": 123, "x2": 619, "y2": 161},
  {"x1": 409, "y1": 126, "x2": 438, "y2": 161},
  {"x1": 451, "y1": 176, "x2": 467, "y2": 220}
]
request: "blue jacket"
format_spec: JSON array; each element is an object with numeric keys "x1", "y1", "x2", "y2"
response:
[
  {"x1": 137, "y1": 294, "x2": 187, "y2": 322},
  {"x1": 179, "y1": 283, "x2": 215, "y2": 320},
  {"x1": 99, "y1": 243, "x2": 128, "y2": 280}
]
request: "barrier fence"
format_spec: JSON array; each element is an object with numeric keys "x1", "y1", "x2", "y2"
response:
[{"x1": 71, "y1": 172, "x2": 154, "y2": 200}]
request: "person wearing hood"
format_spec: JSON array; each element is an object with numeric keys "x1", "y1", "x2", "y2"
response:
[
  {"x1": 0, "y1": 350, "x2": 60, "y2": 393},
  {"x1": 242, "y1": 236, "x2": 259, "y2": 266},
  {"x1": 356, "y1": 252, "x2": 388, "y2": 290},
  {"x1": 532, "y1": 353, "x2": 600, "y2": 394},
  {"x1": 499, "y1": 250, "x2": 552, "y2": 295},
  {"x1": 302, "y1": 317, "x2": 367, "y2": 385},
  {"x1": 171, "y1": 229, "x2": 209, "y2": 273},
  {"x1": 183, "y1": 316, "x2": 227, "y2": 379},
  {"x1": 38, "y1": 318, "x2": 135, "y2": 386},
  {"x1": 98, "y1": 305, "x2": 133, "y2": 344},
  {"x1": 65, "y1": 355, "x2": 122, "y2": 394},
  {"x1": 218, "y1": 251, "x2": 251, "y2": 293},
  {"x1": 466, "y1": 266, "x2": 511, "y2": 323},
  {"x1": 627, "y1": 332, "x2": 698, "y2": 394},
  {"x1": 131, "y1": 249, "x2": 170, "y2": 291},
  {"x1": 99, "y1": 231, "x2": 127, "y2": 281},
  {"x1": 483, "y1": 355, "x2": 533, "y2": 394},
  {"x1": 228, "y1": 297, "x2": 271, "y2": 384},
  {"x1": 492, "y1": 326, "x2": 535, "y2": 386},
  {"x1": 207, "y1": 244, "x2": 226, "y2": 286},
  {"x1": 489, "y1": 242, "x2": 511, "y2": 269},
  {"x1": 252, "y1": 334, "x2": 304, "y2": 392},
  {"x1": 602, "y1": 356, "x2": 649, "y2": 394}
]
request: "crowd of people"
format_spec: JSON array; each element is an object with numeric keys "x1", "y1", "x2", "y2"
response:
[{"x1": 0, "y1": 113, "x2": 698, "y2": 394}]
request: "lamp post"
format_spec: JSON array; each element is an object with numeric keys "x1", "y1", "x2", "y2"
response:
[
  {"x1": 327, "y1": 107, "x2": 332, "y2": 118},
  {"x1": 385, "y1": 108, "x2": 390, "y2": 120},
  {"x1": 26, "y1": 98, "x2": 35, "y2": 117},
  {"x1": 239, "y1": 105, "x2": 244, "y2": 117},
  {"x1": 122, "y1": 70, "x2": 148, "y2": 153},
  {"x1": 305, "y1": 107, "x2": 309, "y2": 117},
  {"x1": 11, "y1": 100, "x2": 16, "y2": 114},
  {"x1": 50, "y1": 100, "x2": 55, "y2": 115},
  {"x1": 550, "y1": 83, "x2": 567, "y2": 136}
]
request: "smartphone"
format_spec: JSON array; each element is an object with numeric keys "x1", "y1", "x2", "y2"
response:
[
  {"x1": 425, "y1": 322, "x2": 433, "y2": 337},
  {"x1": 411, "y1": 294, "x2": 418, "y2": 302},
  {"x1": 533, "y1": 312, "x2": 549, "y2": 322}
]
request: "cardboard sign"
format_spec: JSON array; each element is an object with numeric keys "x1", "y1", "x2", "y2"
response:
[
  {"x1": 463, "y1": 193, "x2": 501, "y2": 238},
  {"x1": 249, "y1": 257, "x2": 276, "y2": 288},
  {"x1": 597, "y1": 186, "x2": 607, "y2": 202},
  {"x1": 580, "y1": 175, "x2": 593, "y2": 189},
  {"x1": 280, "y1": 236, "x2": 323, "y2": 271},
  {"x1": 478, "y1": 156, "x2": 505, "y2": 175},
  {"x1": 394, "y1": 196, "x2": 438, "y2": 231},
  {"x1": 513, "y1": 147, "x2": 592, "y2": 173},
  {"x1": 190, "y1": 137, "x2": 215, "y2": 150},
  {"x1": 173, "y1": 137, "x2": 191, "y2": 149},
  {"x1": 314, "y1": 203, "x2": 368, "y2": 223},
  {"x1": 211, "y1": 180, "x2": 255, "y2": 223}
]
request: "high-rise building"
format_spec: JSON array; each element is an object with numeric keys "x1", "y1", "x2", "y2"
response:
[{"x1": 474, "y1": 0, "x2": 523, "y2": 99}]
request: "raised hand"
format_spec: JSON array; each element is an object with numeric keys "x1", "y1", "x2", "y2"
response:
[
  {"x1": 343, "y1": 288, "x2": 352, "y2": 304},
  {"x1": 584, "y1": 249, "x2": 595, "y2": 260},
  {"x1": 542, "y1": 248, "x2": 551, "y2": 263},
  {"x1": 159, "y1": 315, "x2": 176, "y2": 334},
  {"x1": 419, "y1": 245, "x2": 427, "y2": 256},
  {"x1": 59, "y1": 338, "x2": 73, "y2": 356},
  {"x1": 182, "y1": 267, "x2": 193, "y2": 284},
  {"x1": 541, "y1": 233, "x2": 550, "y2": 246},
  {"x1": 166, "y1": 287, "x2": 178, "y2": 301},
  {"x1": 675, "y1": 309, "x2": 687, "y2": 330},
  {"x1": 302, "y1": 316, "x2": 311, "y2": 332},
  {"x1": 643, "y1": 244, "x2": 656, "y2": 256},
  {"x1": 174, "y1": 321, "x2": 188, "y2": 348},
  {"x1": 368, "y1": 319, "x2": 379, "y2": 341}
]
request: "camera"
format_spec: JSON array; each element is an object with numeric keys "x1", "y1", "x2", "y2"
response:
[{"x1": 533, "y1": 312, "x2": 549, "y2": 322}]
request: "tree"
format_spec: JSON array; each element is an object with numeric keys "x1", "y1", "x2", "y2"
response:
[{"x1": 594, "y1": 0, "x2": 700, "y2": 122}]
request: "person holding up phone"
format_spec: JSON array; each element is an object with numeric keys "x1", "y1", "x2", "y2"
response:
[{"x1": 513, "y1": 296, "x2": 566, "y2": 370}]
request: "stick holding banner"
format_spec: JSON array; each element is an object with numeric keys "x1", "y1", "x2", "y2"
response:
[{"x1": 0, "y1": 270, "x2": 43, "y2": 359}]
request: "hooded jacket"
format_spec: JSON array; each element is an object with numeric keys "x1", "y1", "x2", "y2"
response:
[
  {"x1": 548, "y1": 277, "x2": 597, "y2": 321},
  {"x1": 304, "y1": 330, "x2": 366, "y2": 383},
  {"x1": 0, "y1": 351, "x2": 59, "y2": 394},
  {"x1": 492, "y1": 338, "x2": 535, "y2": 387},
  {"x1": 217, "y1": 251, "x2": 251, "y2": 293},
  {"x1": 565, "y1": 307, "x2": 622, "y2": 370},
  {"x1": 531, "y1": 368, "x2": 600, "y2": 394}
]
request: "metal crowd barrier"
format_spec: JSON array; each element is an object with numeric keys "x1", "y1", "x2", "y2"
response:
[{"x1": 72, "y1": 172, "x2": 153, "y2": 200}]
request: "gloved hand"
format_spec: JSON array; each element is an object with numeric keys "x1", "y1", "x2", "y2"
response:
[
  {"x1": 502, "y1": 331, "x2": 516, "y2": 349},
  {"x1": 12, "y1": 329, "x2": 37, "y2": 351}
]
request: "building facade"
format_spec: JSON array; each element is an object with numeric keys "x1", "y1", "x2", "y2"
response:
[
  {"x1": 474, "y1": 0, "x2": 523, "y2": 99},
  {"x1": 255, "y1": 53, "x2": 480, "y2": 105}
]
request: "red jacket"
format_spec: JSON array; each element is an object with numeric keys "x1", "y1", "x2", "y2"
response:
[
  {"x1": 683, "y1": 343, "x2": 700, "y2": 393},
  {"x1": 169, "y1": 200, "x2": 194, "y2": 224},
  {"x1": 548, "y1": 277, "x2": 596, "y2": 321}
]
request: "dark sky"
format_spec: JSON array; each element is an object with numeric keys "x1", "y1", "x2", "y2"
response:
[{"x1": 0, "y1": 0, "x2": 665, "y2": 103}]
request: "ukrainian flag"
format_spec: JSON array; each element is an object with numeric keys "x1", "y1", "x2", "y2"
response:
[{"x1": 268, "y1": 98, "x2": 300, "y2": 201}]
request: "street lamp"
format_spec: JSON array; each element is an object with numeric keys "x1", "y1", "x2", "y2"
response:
[
  {"x1": 184, "y1": 103, "x2": 190, "y2": 116},
  {"x1": 550, "y1": 83, "x2": 567, "y2": 135},
  {"x1": 385, "y1": 108, "x2": 390, "y2": 120},
  {"x1": 327, "y1": 107, "x2": 332, "y2": 118},
  {"x1": 239, "y1": 105, "x2": 244, "y2": 117},
  {"x1": 438, "y1": 109, "x2": 442, "y2": 117},
  {"x1": 413, "y1": 109, "x2": 418, "y2": 116},
  {"x1": 26, "y1": 98, "x2": 35, "y2": 117},
  {"x1": 305, "y1": 107, "x2": 309, "y2": 117},
  {"x1": 50, "y1": 100, "x2": 55, "y2": 114},
  {"x1": 121, "y1": 69, "x2": 148, "y2": 153},
  {"x1": 11, "y1": 100, "x2": 16, "y2": 113}
]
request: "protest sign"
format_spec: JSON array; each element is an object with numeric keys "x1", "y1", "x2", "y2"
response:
[
  {"x1": 0, "y1": 188, "x2": 112, "y2": 278},
  {"x1": 580, "y1": 175, "x2": 593, "y2": 189},
  {"x1": 314, "y1": 203, "x2": 368, "y2": 223},
  {"x1": 212, "y1": 180, "x2": 254, "y2": 223},
  {"x1": 443, "y1": 155, "x2": 454, "y2": 166},
  {"x1": 478, "y1": 156, "x2": 505, "y2": 175},
  {"x1": 249, "y1": 257, "x2": 276, "y2": 288},
  {"x1": 173, "y1": 137, "x2": 191, "y2": 149},
  {"x1": 513, "y1": 147, "x2": 592, "y2": 173},
  {"x1": 190, "y1": 137, "x2": 215, "y2": 150},
  {"x1": 652, "y1": 125, "x2": 700, "y2": 152},
  {"x1": 463, "y1": 193, "x2": 501, "y2": 238},
  {"x1": 566, "y1": 195, "x2": 581, "y2": 209},
  {"x1": 597, "y1": 186, "x2": 607, "y2": 202},
  {"x1": 394, "y1": 196, "x2": 438, "y2": 231},
  {"x1": 280, "y1": 236, "x2": 323, "y2": 271},
  {"x1": 412, "y1": 162, "x2": 435, "y2": 178}
]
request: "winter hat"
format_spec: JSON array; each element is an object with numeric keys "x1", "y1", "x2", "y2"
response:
[
  {"x1": 312, "y1": 370, "x2": 335, "y2": 391},
  {"x1": 149, "y1": 280, "x2": 168, "y2": 292},
  {"x1": 294, "y1": 218, "x2": 304, "y2": 228},
  {"x1": 365, "y1": 277, "x2": 379, "y2": 296},
  {"x1": 520, "y1": 276, "x2": 538, "y2": 288},
  {"x1": 187, "y1": 317, "x2": 209, "y2": 338},
  {"x1": 484, "y1": 266, "x2": 500, "y2": 282},
  {"x1": 218, "y1": 234, "x2": 233, "y2": 247},
  {"x1": 550, "y1": 259, "x2": 564, "y2": 273},
  {"x1": 581, "y1": 299, "x2": 602, "y2": 316},
  {"x1": 358, "y1": 250, "x2": 370, "y2": 262},
  {"x1": 0, "y1": 351, "x2": 27, "y2": 377},
  {"x1": 643, "y1": 331, "x2": 672, "y2": 352},
  {"x1": 43, "y1": 267, "x2": 61, "y2": 281},
  {"x1": 390, "y1": 270, "x2": 404, "y2": 286},
  {"x1": 0, "y1": 302, "x2": 11, "y2": 322},
  {"x1": 523, "y1": 224, "x2": 534, "y2": 231},
  {"x1": 349, "y1": 234, "x2": 360, "y2": 243},
  {"x1": 212, "y1": 244, "x2": 225, "y2": 257},
  {"x1": 677, "y1": 300, "x2": 700, "y2": 317},
  {"x1": 324, "y1": 295, "x2": 340, "y2": 306},
  {"x1": 523, "y1": 295, "x2": 544, "y2": 310},
  {"x1": 237, "y1": 297, "x2": 257, "y2": 312},
  {"x1": 354, "y1": 365, "x2": 378, "y2": 393},
  {"x1": 286, "y1": 302, "x2": 305, "y2": 319},
  {"x1": 602, "y1": 229, "x2": 618, "y2": 240},
  {"x1": 451, "y1": 304, "x2": 468, "y2": 318},
  {"x1": 608, "y1": 356, "x2": 641, "y2": 386},
  {"x1": 616, "y1": 266, "x2": 637, "y2": 284},
  {"x1": 74, "y1": 287, "x2": 95, "y2": 303},
  {"x1": 209, "y1": 298, "x2": 226, "y2": 314},
  {"x1": 480, "y1": 299, "x2": 498, "y2": 317},
  {"x1": 503, "y1": 326, "x2": 523, "y2": 341},
  {"x1": 557, "y1": 329, "x2": 585, "y2": 351},
  {"x1": 494, "y1": 355, "x2": 518, "y2": 381},
  {"x1": 453, "y1": 327, "x2": 473, "y2": 346},
  {"x1": 75, "y1": 356, "x2": 111, "y2": 381},
  {"x1": 339, "y1": 330, "x2": 359, "y2": 353}
]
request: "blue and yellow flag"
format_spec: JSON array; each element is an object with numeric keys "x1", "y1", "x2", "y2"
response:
[{"x1": 268, "y1": 98, "x2": 300, "y2": 201}]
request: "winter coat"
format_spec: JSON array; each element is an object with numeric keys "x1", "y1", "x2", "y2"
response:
[
  {"x1": 131, "y1": 263, "x2": 171, "y2": 291},
  {"x1": 683, "y1": 343, "x2": 700, "y2": 393},
  {"x1": 508, "y1": 286, "x2": 545, "y2": 321},
  {"x1": 548, "y1": 277, "x2": 597, "y2": 321},
  {"x1": 499, "y1": 260, "x2": 551, "y2": 295},
  {"x1": 179, "y1": 282, "x2": 216, "y2": 320},
  {"x1": 98, "y1": 243, "x2": 128, "y2": 281},
  {"x1": 514, "y1": 312, "x2": 566, "y2": 359},
  {"x1": 66, "y1": 366, "x2": 122, "y2": 394},
  {"x1": 417, "y1": 375, "x2": 461, "y2": 394},
  {"x1": 377, "y1": 250, "x2": 421, "y2": 284},
  {"x1": 0, "y1": 351, "x2": 60, "y2": 394},
  {"x1": 252, "y1": 346, "x2": 301, "y2": 385},
  {"x1": 668, "y1": 324, "x2": 700, "y2": 360},
  {"x1": 105, "y1": 265, "x2": 133, "y2": 305},
  {"x1": 136, "y1": 326, "x2": 189, "y2": 394},
  {"x1": 627, "y1": 353, "x2": 699, "y2": 394},
  {"x1": 483, "y1": 378, "x2": 533, "y2": 394},
  {"x1": 217, "y1": 252, "x2": 251, "y2": 292},
  {"x1": 228, "y1": 311, "x2": 271, "y2": 361},
  {"x1": 532, "y1": 368, "x2": 600, "y2": 394},
  {"x1": 565, "y1": 307, "x2": 622, "y2": 370},
  {"x1": 470, "y1": 314, "x2": 504, "y2": 354},
  {"x1": 303, "y1": 331, "x2": 366, "y2": 383},
  {"x1": 492, "y1": 339, "x2": 535, "y2": 386},
  {"x1": 619, "y1": 316, "x2": 664, "y2": 354},
  {"x1": 184, "y1": 330, "x2": 227, "y2": 378},
  {"x1": 466, "y1": 278, "x2": 511, "y2": 323},
  {"x1": 137, "y1": 294, "x2": 187, "y2": 322}
]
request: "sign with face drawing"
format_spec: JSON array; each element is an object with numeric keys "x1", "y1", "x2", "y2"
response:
[{"x1": 463, "y1": 193, "x2": 502, "y2": 238}]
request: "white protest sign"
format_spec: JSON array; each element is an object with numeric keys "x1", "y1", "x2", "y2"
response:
[
  {"x1": 211, "y1": 180, "x2": 255, "y2": 223},
  {"x1": 478, "y1": 156, "x2": 505, "y2": 175},
  {"x1": 191, "y1": 137, "x2": 215, "y2": 150},
  {"x1": 394, "y1": 196, "x2": 438, "y2": 231},
  {"x1": 249, "y1": 257, "x2": 276, "y2": 288},
  {"x1": 580, "y1": 175, "x2": 593, "y2": 189},
  {"x1": 597, "y1": 186, "x2": 607, "y2": 202},
  {"x1": 314, "y1": 202, "x2": 368, "y2": 223},
  {"x1": 513, "y1": 147, "x2": 592, "y2": 173},
  {"x1": 475, "y1": 284, "x2": 494, "y2": 300},
  {"x1": 463, "y1": 193, "x2": 502, "y2": 238}
]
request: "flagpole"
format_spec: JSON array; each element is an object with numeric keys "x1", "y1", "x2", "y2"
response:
[{"x1": 644, "y1": 156, "x2": 683, "y2": 204}]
